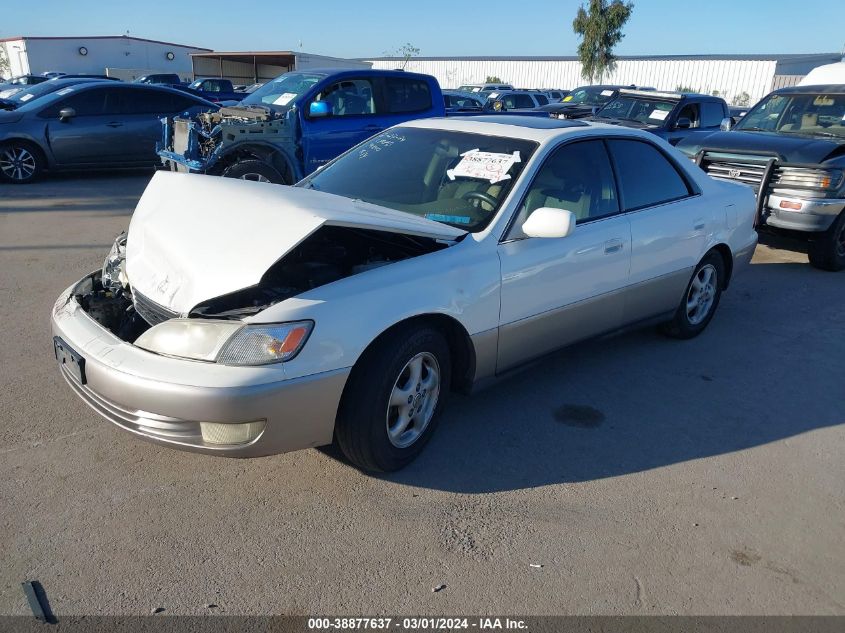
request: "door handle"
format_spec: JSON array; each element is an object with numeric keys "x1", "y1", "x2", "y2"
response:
[
  {"x1": 106, "y1": 122, "x2": 123, "y2": 128},
  {"x1": 693, "y1": 218, "x2": 706, "y2": 231},
  {"x1": 604, "y1": 239, "x2": 625, "y2": 254}
]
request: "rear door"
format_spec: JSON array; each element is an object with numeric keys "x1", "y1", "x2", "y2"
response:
[
  {"x1": 116, "y1": 87, "x2": 185, "y2": 163},
  {"x1": 300, "y1": 76, "x2": 379, "y2": 174},
  {"x1": 606, "y1": 138, "x2": 706, "y2": 322}
]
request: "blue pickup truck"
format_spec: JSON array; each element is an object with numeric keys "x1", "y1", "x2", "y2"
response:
[{"x1": 159, "y1": 69, "x2": 544, "y2": 184}]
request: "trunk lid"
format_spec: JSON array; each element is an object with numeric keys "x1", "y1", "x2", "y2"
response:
[{"x1": 125, "y1": 172, "x2": 465, "y2": 314}]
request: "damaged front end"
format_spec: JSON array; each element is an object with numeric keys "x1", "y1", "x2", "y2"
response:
[{"x1": 157, "y1": 105, "x2": 299, "y2": 175}]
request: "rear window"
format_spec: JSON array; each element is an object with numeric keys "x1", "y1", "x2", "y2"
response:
[{"x1": 384, "y1": 77, "x2": 432, "y2": 113}]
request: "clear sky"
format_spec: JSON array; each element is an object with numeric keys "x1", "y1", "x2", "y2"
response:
[{"x1": 2, "y1": 0, "x2": 843, "y2": 58}]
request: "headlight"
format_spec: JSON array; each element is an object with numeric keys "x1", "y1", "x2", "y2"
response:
[
  {"x1": 776, "y1": 167, "x2": 844, "y2": 191},
  {"x1": 134, "y1": 319, "x2": 313, "y2": 365},
  {"x1": 102, "y1": 232, "x2": 127, "y2": 292}
]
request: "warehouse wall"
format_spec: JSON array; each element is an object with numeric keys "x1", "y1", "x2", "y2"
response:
[
  {"x1": 369, "y1": 58, "x2": 784, "y2": 105},
  {"x1": 8, "y1": 37, "x2": 205, "y2": 78}
]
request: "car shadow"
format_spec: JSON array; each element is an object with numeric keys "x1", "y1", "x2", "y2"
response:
[{"x1": 350, "y1": 260, "x2": 843, "y2": 493}]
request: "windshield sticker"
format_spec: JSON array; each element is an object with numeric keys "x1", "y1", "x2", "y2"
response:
[
  {"x1": 649, "y1": 109, "x2": 669, "y2": 121},
  {"x1": 19, "y1": 93, "x2": 34, "y2": 102},
  {"x1": 273, "y1": 92, "x2": 297, "y2": 106},
  {"x1": 563, "y1": 95, "x2": 573, "y2": 102},
  {"x1": 447, "y1": 149, "x2": 522, "y2": 184},
  {"x1": 601, "y1": 90, "x2": 614, "y2": 97},
  {"x1": 488, "y1": 92, "x2": 499, "y2": 99},
  {"x1": 426, "y1": 213, "x2": 472, "y2": 225},
  {"x1": 56, "y1": 87, "x2": 74, "y2": 96}
]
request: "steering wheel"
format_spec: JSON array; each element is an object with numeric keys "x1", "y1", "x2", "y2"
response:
[{"x1": 463, "y1": 190, "x2": 498, "y2": 210}]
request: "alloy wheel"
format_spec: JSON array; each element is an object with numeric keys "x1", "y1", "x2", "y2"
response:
[
  {"x1": 686, "y1": 264, "x2": 717, "y2": 325},
  {"x1": 386, "y1": 352, "x2": 441, "y2": 449},
  {"x1": 239, "y1": 173, "x2": 270, "y2": 183},
  {"x1": 0, "y1": 146, "x2": 36, "y2": 181}
]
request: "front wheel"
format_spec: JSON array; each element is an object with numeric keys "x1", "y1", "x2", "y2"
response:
[
  {"x1": 0, "y1": 141, "x2": 44, "y2": 184},
  {"x1": 808, "y1": 212, "x2": 845, "y2": 272},
  {"x1": 334, "y1": 325, "x2": 451, "y2": 472},
  {"x1": 661, "y1": 251, "x2": 725, "y2": 339},
  {"x1": 221, "y1": 159, "x2": 287, "y2": 184}
]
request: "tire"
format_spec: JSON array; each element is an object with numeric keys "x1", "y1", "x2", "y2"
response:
[
  {"x1": 334, "y1": 325, "x2": 451, "y2": 473},
  {"x1": 808, "y1": 212, "x2": 845, "y2": 272},
  {"x1": 221, "y1": 159, "x2": 287, "y2": 184},
  {"x1": 0, "y1": 141, "x2": 44, "y2": 184},
  {"x1": 661, "y1": 251, "x2": 725, "y2": 339}
]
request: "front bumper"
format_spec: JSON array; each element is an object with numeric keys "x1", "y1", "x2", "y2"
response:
[
  {"x1": 51, "y1": 275, "x2": 349, "y2": 457},
  {"x1": 763, "y1": 195, "x2": 844, "y2": 233}
]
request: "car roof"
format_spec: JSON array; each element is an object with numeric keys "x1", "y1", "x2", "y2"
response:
[{"x1": 774, "y1": 84, "x2": 845, "y2": 94}]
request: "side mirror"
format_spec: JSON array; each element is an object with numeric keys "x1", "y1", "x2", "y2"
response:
[
  {"x1": 58, "y1": 107, "x2": 76, "y2": 122},
  {"x1": 521, "y1": 207, "x2": 576, "y2": 239},
  {"x1": 309, "y1": 100, "x2": 331, "y2": 118},
  {"x1": 720, "y1": 117, "x2": 733, "y2": 131},
  {"x1": 675, "y1": 117, "x2": 692, "y2": 130}
]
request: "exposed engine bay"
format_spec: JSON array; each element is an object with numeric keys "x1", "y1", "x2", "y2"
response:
[{"x1": 76, "y1": 226, "x2": 449, "y2": 343}]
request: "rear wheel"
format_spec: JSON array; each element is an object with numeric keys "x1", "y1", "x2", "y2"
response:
[
  {"x1": 221, "y1": 159, "x2": 287, "y2": 184},
  {"x1": 808, "y1": 212, "x2": 845, "y2": 272},
  {"x1": 334, "y1": 325, "x2": 451, "y2": 472},
  {"x1": 661, "y1": 251, "x2": 725, "y2": 339},
  {"x1": 0, "y1": 141, "x2": 44, "y2": 184}
]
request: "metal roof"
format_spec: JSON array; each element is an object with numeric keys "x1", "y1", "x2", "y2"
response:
[{"x1": 0, "y1": 35, "x2": 211, "y2": 51}]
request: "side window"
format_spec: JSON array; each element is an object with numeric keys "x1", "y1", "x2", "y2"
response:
[
  {"x1": 700, "y1": 101, "x2": 726, "y2": 128},
  {"x1": 676, "y1": 103, "x2": 700, "y2": 127},
  {"x1": 312, "y1": 78, "x2": 376, "y2": 117},
  {"x1": 508, "y1": 140, "x2": 620, "y2": 239},
  {"x1": 39, "y1": 89, "x2": 107, "y2": 118},
  {"x1": 384, "y1": 77, "x2": 432, "y2": 114},
  {"x1": 607, "y1": 139, "x2": 691, "y2": 211},
  {"x1": 535, "y1": 94, "x2": 549, "y2": 106},
  {"x1": 122, "y1": 89, "x2": 175, "y2": 114},
  {"x1": 514, "y1": 94, "x2": 535, "y2": 109}
]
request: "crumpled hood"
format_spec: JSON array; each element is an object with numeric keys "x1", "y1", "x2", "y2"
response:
[
  {"x1": 125, "y1": 172, "x2": 465, "y2": 314},
  {"x1": 679, "y1": 130, "x2": 845, "y2": 164}
]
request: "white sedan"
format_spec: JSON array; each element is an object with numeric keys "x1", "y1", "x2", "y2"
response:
[{"x1": 51, "y1": 116, "x2": 757, "y2": 472}]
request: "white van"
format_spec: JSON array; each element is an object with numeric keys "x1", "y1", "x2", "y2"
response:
[{"x1": 798, "y1": 61, "x2": 845, "y2": 86}]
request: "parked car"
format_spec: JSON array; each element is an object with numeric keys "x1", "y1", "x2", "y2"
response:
[
  {"x1": 457, "y1": 83, "x2": 514, "y2": 94},
  {"x1": 591, "y1": 90, "x2": 729, "y2": 145},
  {"x1": 484, "y1": 90, "x2": 550, "y2": 111},
  {"x1": 728, "y1": 105, "x2": 749, "y2": 120},
  {"x1": 0, "y1": 83, "x2": 216, "y2": 183},
  {"x1": 160, "y1": 69, "x2": 449, "y2": 184},
  {"x1": 134, "y1": 73, "x2": 184, "y2": 86},
  {"x1": 187, "y1": 78, "x2": 246, "y2": 102},
  {"x1": 546, "y1": 90, "x2": 569, "y2": 103},
  {"x1": 443, "y1": 90, "x2": 485, "y2": 112},
  {"x1": 41, "y1": 71, "x2": 66, "y2": 78},
  {"x1": 678, "y1": 84, "x2": 845, "y2": 270},
  {"x1": 52, "y1": 116, "x2": 757, "y2": 471},
  {"x1": 0, "y1": 74, "x2": 49, "y2": 98},
  {"x1": 539, "y1": 85, "x2": 652, "y2": 119},
  {"x1": 0, "y1": 77, "x2": 111, "y2": 111}
]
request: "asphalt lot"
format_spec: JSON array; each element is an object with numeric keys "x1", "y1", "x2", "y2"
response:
[{"x1": 0, "y1": 171, "x2": 843, "y2": 616}]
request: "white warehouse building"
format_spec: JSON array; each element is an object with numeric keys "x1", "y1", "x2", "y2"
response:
[
  {"x1": 367, "y1": 53, "x2": 843, "y2": 105},
  {"x1": 0, "y1": 35, "x2": 212, "y2": 82}
]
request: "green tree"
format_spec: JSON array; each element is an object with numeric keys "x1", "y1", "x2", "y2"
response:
[
  {"x1": 384, "y1": 42, "x2": 420, "y2": 70},
  {"x1": 572, "y1": 0, "x2": 634, "y2": 84},
  {"x1": 485, "y1": 75, "x2": 502, "y2": 83},
  {"x1": 733, "y1": 91, "x2": 751, "y2": 107}
]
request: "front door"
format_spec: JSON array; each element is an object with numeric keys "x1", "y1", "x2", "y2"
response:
[
  {"x1": 43, "y1": 86, "x2": 125, "y2": 166},
  {"x1": 497, "y1": 140, "x2": 632, "y2": 372}
]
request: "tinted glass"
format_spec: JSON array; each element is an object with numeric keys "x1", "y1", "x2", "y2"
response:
[
  {"x1": 509, "y1": 140, "x2": 619, "y2": 239},
  {"x1": 122, "y1": 88, "x2": 176, "y2": 114},
  {"x1": 385, "y1": 77, "x2": 432, "y2": 113},
  {"x1": 607, "y1": 139, "x2": 690, "y2": 210},
  {"x1": 301, "y1": 127, "x2": 537, "y2": 232},
  {"x1": 39, "y1": 88, "x2": 107, "y2": 117},
  {"x1": 700, "y1": 101, "x2": 726, "y2": 128},
  {"x1": 514, "y1": 94, "x2": 535, "y2": 109},
  {"x1": 596, "y1": 97, "x2": 676, "y2": 125},
  {"x1": 536, "y1": 94, "x2": 549, "y2": 105},
  {"x1": 735, "y1": 92, "x2": 845, "y2": 139}
]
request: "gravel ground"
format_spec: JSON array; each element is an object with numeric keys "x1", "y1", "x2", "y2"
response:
[{"x1": 1, "y1": 172, "x2": 843, "y2": 616}]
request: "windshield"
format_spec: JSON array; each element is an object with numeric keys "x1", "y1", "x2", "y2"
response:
[
  {"x1": 240, "y1": 72, "x2": 325, "y2": 110},
  {"x1": 735, "y1": 92, "x2": 845, "y2": 139},
  {"x1": 300, "y1": 127, "x2": 538, "y2": 232},
  {"x1": 596, "y1": 97, "x2": 677, "y2": 125},
  {"x1": 562, "y1": 87, "x2": 616, "y2": 106}
]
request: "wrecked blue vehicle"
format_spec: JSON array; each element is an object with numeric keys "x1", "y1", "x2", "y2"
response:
[{"x1": 158, "y1": 69, "x2": 446, "y2": 184}]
